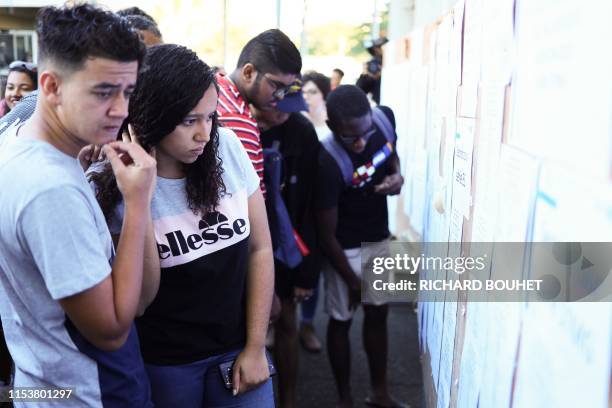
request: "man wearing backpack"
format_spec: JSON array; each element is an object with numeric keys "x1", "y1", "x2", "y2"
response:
[{"x1": 316, "y1": 85, "x2": 406, "y2": 408}]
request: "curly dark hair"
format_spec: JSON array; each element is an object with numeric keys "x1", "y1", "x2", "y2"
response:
[{"x1": 89, "y1": 44, "x2": 225, "y2": 221}]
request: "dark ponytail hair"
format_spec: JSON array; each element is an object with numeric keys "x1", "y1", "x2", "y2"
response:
[{"x1": 90, "y1": 44, "x2": 225, "y2": 221}]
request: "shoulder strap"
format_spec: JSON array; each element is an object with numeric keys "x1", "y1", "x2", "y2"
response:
[
  {"x1": 320, "y1": 133, "x2": 354, "y2": 186},
  {"x1": 371, "y1": 106, "x2": 396, "y2": 144},
  {"x1": 262, "y1": 146, "x2": 302, "y2": 268},
  {"x1": 320, "y1": 110, "x2": 395, "y2": 188}
]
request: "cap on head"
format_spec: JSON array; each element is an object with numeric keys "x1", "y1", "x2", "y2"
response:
[
  {"x1": 365, "y1": 36, "x2": 389, "y2": 56},
  {"x1": 276, "y1": 78, "x2": 307, "y2": 113}
]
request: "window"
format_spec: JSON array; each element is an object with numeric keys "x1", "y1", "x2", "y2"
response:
[
  {"x1": 0, "y1": 30, "x2": 36, "y2": 99},
  {"x1": 0, "y1": 30, "x2": 36, "y2": 71}
]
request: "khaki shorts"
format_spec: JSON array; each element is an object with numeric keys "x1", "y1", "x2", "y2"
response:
[{"x1": 323, "y1": 239, "x2": 389, "y2": 321}]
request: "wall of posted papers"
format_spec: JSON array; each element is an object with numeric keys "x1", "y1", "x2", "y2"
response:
[{"x1": 380, "y1": 0, "x2": 612, "y2": 407}]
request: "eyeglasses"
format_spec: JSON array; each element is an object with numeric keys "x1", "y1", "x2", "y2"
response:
[
  {"x1": 261, "y1": 74, "x2": 295, "y2": 99},
  {"x1": 9, "y1": 60, "x2": 37, "y2": 73},
  {"x1": 338, "y1": 124, "x2": 377, "y2": 145}
]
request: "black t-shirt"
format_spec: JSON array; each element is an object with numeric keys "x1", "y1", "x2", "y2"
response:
[
  {"x1": 261, "y1": 113, "x2": 321, "y2": 289},
  {"x1": 107, "y1": 129, "x2": 261, "y2": 365},
  {"x1": 316, "y1": 106, "x2": 396, "y2": 249}
]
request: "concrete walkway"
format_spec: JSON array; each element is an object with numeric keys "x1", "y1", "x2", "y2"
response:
[{"x1": 273, "y1": 295, "x2": 423, "y2": 408}]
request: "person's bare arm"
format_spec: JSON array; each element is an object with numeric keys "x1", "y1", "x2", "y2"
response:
[
  {"x1": 111, "y1": 214, "x2": 160, "y2": 318},
  {"x1": 59, "y1": 142, "x2": 156, "y2": 351},
  {"x1": 120, "y1": 125, "x2": 161, "y2": 316},
  {"x1": 232, "y1": 189, "x2": 274, "y2": 395},
  {"x1": 374, "y1": 153, "x2": 403, "y2": 195},
  {"x1": 136, "y1": 218, "x2": 160, "y2": 316}
]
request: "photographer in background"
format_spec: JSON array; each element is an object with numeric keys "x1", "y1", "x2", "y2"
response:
[{"x1": 356, "y1": 37, "x2": 388, "y2": 106}]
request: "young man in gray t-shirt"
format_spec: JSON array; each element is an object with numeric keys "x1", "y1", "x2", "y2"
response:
[{"x1": 0, "y1": 5, "x2": 157, "y2": 406}]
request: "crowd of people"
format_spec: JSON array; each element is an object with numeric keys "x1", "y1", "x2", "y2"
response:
[{"x1": 0, "y1": 4, "x2": 406, "y2": 408}]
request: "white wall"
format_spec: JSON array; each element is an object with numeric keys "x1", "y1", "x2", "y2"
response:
[{"x1": 382, "y1": 1, "x2": 612, "y2": 407}]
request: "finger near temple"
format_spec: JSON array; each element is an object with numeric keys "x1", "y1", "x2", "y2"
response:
[
  {"x1": 128, "y1": 124, "x2": 141, "y2": 145},
  {"x1": 105, "y1": 141, "x2": 130, "y2": 152},
  {"x1": 103, "y1": 145, "x2": 126, "y2": 169},
  {"x1": 106, "y1": 141, "x2": 146, "y2": 163},
  {"x1": 103, "y1": 143, "x2": 135, "y2": 167}
]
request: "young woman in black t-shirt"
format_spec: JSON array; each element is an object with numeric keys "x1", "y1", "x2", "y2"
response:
[{"x1": 91, "y1": 44, "x2": 275, "y2": 408}]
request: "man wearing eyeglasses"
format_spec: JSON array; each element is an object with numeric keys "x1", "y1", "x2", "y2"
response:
[
  {"x1": 316, "y1": 85, "x2": 406, "y2": 408},
  {"x1": 216, "y1": 29, "x2": 302, "y2": 195}
]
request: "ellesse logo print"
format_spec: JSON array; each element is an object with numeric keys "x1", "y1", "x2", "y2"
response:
[{"x1": 154, "y1": 189, "x2": 250, "y2": 268}]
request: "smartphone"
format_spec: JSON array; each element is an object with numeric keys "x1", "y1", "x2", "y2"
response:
[{"x1": 218, "y1": 351, "x2": 276, "y2": 390}]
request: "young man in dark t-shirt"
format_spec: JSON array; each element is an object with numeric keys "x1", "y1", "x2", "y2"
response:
[
  {"x1": 316, "y1": 85, "x2": 407, "y2": 408},
  {"x1": 253, "y1": 90, "x2": 321, "y2": 408}
]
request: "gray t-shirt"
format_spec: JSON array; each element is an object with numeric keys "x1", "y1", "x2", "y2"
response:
[{"x1": 0, "y1": 128, "x2": 151, "y2": 407}]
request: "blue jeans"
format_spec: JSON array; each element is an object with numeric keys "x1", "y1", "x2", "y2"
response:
[
  {"x1": 300, "y1": 285, "x2": 319, "y2": 323},
  {"x1": 145, "y1": 349, "x2": 275, "y2": 407}
]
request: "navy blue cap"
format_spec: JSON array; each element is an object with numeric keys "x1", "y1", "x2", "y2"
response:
[
  {"x1": 275, "y1": 78, "x2": 307, "y2": 113},
  {"x1": 277, "y1": 92, "x2": 308, "y2": 113}
]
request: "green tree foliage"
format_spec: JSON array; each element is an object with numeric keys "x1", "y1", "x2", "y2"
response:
[{"x1": 306, "y1": 4, "x2": 388, "y2": 58}]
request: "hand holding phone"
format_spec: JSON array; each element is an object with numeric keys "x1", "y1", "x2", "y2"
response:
[{"x1": 218, "y1": 350, "x2": 276, "y2": 395}]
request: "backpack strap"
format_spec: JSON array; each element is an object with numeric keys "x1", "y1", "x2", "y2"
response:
[
  {"x1": 371, "y1": 106, "x2": 396, "y2": 144},
  {"x1": 320, "y1": 132, "x2": 354, "y2": 186},
  {"x1": 320, "y1": 107, "x2": 396, "y2": 188},
  {"x1": 263, "y1": 146, "x2": 303, "y2": 268}
]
